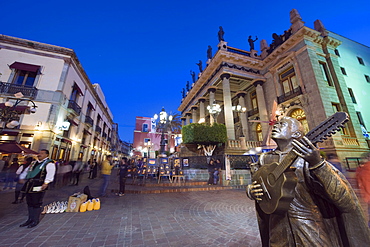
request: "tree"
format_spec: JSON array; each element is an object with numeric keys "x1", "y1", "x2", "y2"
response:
[{"x1": 182, "y1": 123, "x2": 227, "y2": 156}]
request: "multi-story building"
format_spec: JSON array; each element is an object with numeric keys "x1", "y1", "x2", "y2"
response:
[
  {"x1": 132, "y1": 116, "x2": 176, "y2": 158},
  {"x1": 178, "y1": 9, "x2": 370, "y2": 162},
  {"x1": 0, "y1": 34, "x2": 120, "y2": 163}
]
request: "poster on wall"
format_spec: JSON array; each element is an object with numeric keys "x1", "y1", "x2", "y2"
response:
[{"x1": 183, "y1": 158, "x2": 189, "y2": 167}]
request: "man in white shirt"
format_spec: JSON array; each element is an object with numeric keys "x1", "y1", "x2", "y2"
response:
[{"x1": 19, "y1": 149, "x2": 55, "y2": 228}]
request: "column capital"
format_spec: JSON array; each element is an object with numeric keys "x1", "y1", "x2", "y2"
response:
[
  {"x1": 191, "y1": 105, "x2": 198, "y2": 110},
  {"x1": 185, "y1": 112, "x2": 192, "y2": 116},
  {"x1": 198, "y1": 97, "x2": 207, "y2": 103},
  {"x1": 253, "y1": 80, "x2": 265, "y2": 87},
  {"x1": 207, "y1": 86, "x2": 218, "y2": 93},
  {"x1": 220, "y1": 73, "x2": 231, "y2": 80},
  {"x1": 235, "y1": 91, "x2": 247, "y2": 98}
]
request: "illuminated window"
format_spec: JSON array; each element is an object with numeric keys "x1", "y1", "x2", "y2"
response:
[
  {"x1": 256, "y1": 123, "x2": 263, "y2": 141},
  {"x1": 279, "y1": 67, "x2": 299, "y2": 94},
  {"x1": 290, "y1": 109, "x2": 309, "y2": 134},
  {"x1": 319, "y1": 62, "x2": 333, "y2": 86}
]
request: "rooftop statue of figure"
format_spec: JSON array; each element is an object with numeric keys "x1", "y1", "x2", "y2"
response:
[
  {"x1": 248, "y1": 35, "x2": 258, "y2": 51},
  {"x1": 196, "y1": 60, "x2": 203, "y2": 73},
  {"x1": 190, "y1": 70, "x2": 196, "y2": 83},
  {"x1": 207, "y1": 45, "x2": 213, "y2": 60},
  {"x1": 218, "y1": 26, "x2": 225, "y2": 42}
]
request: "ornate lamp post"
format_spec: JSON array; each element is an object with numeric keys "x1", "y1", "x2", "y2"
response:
[
  {"x1": 153, "y1": 108, "x2": 172, "y2": 156},
  {"x1": 207, "y1": 101, "x2": 221, "y2": 124},
  {"x1": 0, "y1": 92, "x2": 37, "y2": 130},
  {"x1": 232, "y1": 104, "x2": 246, "y2": 136}
]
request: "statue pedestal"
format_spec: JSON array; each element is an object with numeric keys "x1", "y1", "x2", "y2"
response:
[
  {"x1": 250, "y1": 49, "x2": 258, "y2": 58},
  {"x1": 206, "y1": 59, "x2": 211, "y2": 65},
  {"x1": 218, "y1": 41, "x2": 228, "y2": 50}
]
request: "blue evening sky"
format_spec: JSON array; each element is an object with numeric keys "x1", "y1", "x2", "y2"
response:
[{"x1": 1, "y1": 0, "x2": 369, "y2": 142}]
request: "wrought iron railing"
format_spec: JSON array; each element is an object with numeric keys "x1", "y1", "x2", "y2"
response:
[
  {"x1": 277, "y1": 86, "x2": 302, "y2": 104},
  {"x1": 67, "y1": 100, "x2": 81, "y2": 115},
  {"x1": 0, "y1": 82, "x2": 38, "y2": 98},
  {"x1": 247, "y1": 108, "x2": 259, "y2": 117},
  {"x1": 95, "y1": 126, "x2": 102, "y2": 134},
  {"x1": 84, "y1": 115, "x2": 94, "y2": 126}
]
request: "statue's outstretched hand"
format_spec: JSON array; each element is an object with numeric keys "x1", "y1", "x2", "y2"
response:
[
  {"x1": 292, "y1": 136, "x2": 322, "y2": 167},
  {"x1": 247, "y1": 181, "x2": 264, "y2": 201}
]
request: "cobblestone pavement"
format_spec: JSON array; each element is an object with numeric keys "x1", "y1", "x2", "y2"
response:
[{"x1": 0, "y1": 174, "x2": 261, "y2": 247}]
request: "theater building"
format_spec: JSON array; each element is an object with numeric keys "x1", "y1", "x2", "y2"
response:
[{"x1": 178, "y1": 9, "x2": 370, "y2": 161}]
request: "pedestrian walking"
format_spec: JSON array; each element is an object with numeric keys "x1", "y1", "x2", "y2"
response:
[
  {"x1": 71, "y1": 158, "x2": 83, "y2": 186},
  {"x1": 213, "y1": 159, "x2": 222, "y2": 185},
  {"x1": 4, "y1": 158, "x2": 19, "y2": 190},
  {"x1": 12, "y1": 156, "x2": 34, "y2": 204},
  {"x1": 207, "y1": 158, "x2": 215, "y2": 185},
  {"x1": 99, "y1": 155, "x2": 113, "y2": 197}
]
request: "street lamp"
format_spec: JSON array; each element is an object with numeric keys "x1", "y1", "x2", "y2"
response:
[
  {"x1": 153, "y1": 108, "x2": 172, "y2": 156},
  {"x1": 0, "y1": 92, "x2": 37, "y2": 130},
  {"x1": 232, "y1": 104, "x2": 247, "y2": 137},
  {"x1": 207, "y1": 101, "x2": 221, "y2": 124}
]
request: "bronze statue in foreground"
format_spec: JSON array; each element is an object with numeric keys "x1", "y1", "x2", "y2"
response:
[{"x1": 247, "y1": 115, "x2": 370, "y2": 246}]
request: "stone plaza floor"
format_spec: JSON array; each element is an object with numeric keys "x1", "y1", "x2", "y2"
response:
[{"x1": 0, "y1": 173, "x2": 261, "y2": 247}]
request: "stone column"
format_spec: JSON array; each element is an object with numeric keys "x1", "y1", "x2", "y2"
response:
[
  {"x1": 185, "y1": 112, "x2": 191, "y2": 125},
  {"x1": 191, "y1": 105, "x2": 198, "y2": 123},
  {"x1": 198, "y1": 98, "x2": 206, "y2": 122},
  {"x1": 207, "y1": 87, "x2": 217, "y2": 124},
  {"x1": 237, "y1": 92, "x2": 249, "y2": 138},
  {"x1": 253, "y1": 80, "x2": 268, "y2": 141},
  {"x1": 181, "y1": 117, "x2": 186, "y2": 126},
  {"x1": 221, "y1": 73, "x2": 235, "y2": 140}
]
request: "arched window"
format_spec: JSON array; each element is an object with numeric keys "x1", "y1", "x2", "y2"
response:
[
  {"x1": 256, "y1": 123, "x2": 263, "y2": 141},
  {"x1": 290, "y1": 109, "x2": 309, "y2": 133}
]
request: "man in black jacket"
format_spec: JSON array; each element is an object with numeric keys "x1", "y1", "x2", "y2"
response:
[
  {"x1": 117, "y1": 157, "x2": 128, "y2": 196},
  {"x1": 19, "y1": 149, "x2": 55, "y2": 228}
]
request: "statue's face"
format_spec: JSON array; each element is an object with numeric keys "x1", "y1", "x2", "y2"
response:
[{"x1": 271, "y1": 118, "x2": 299, "y2": 140}]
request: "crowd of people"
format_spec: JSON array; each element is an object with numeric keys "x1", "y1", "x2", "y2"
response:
[{"x1": 1, "y1": 143, "x2": 370, "y2": 235}]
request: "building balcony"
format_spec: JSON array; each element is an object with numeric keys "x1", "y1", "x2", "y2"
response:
[
  {"x1": 247, "y1": 108, "x2": 259, "y2": 117},
  {"x1": 277, "y1": 86, "x2": 302, "y2": 104},
  {"x1": 102, "y1": 132, "x2": 107, "y2": 138},
  {"x1": 0, "y1": 82, "x2": 38, "y2": 99},
  {"x1": 85, "y1": 115, "x2": 94, "y2": 126},
  {"x1": 67, "y1": 100, "x2": 81, "y2": 116},
  {"x1": 95, "y1": 126, "x2": 102, "y2": 135}
]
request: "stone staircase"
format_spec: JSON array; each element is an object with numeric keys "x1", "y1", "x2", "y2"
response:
[{"x1": 112, "y1": 180, "x2": 247, "y2": 194}]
